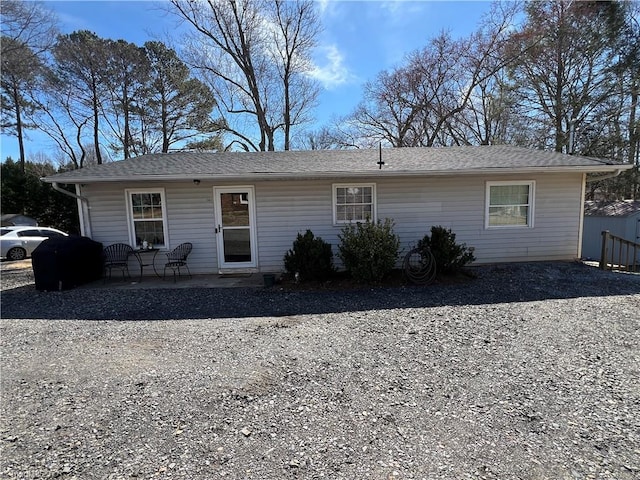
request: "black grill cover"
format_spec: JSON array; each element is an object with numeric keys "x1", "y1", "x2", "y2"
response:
[{"x1": 32, "y1": 236, "x2": 104, "y2": 291}]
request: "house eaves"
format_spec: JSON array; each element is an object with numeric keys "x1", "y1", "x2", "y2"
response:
[
  {"x1": 40, "y1": 145, "x2": 632, "y2": 185},
  {"x1": 41, "y1": 164, "x2": 632, "y2": 185}
]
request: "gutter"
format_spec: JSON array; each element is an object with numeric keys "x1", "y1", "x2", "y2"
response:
[
  {"x1": 50, "y1": 182, "x2": 92, "y2": 237},
  {"x1": 585, "y1": 168, "x2": 625, "y2": 183},
  {"x1": 51, "y1": 181, "x2": 89, "y2": 202}
]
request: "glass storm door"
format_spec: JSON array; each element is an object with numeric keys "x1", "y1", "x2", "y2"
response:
[{"x1": 214, "y1": 186, "x2": 257, "y2": 270}]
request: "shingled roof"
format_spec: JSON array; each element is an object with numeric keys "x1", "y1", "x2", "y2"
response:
[
  {"x1": 584, "y1": 200, "x2": 640, "y2": 217},
  {"x1": 42, "y1": 145, "x2": 630, "y2": 184}
]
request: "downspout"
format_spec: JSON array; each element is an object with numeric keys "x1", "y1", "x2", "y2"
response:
[{"x1": 51, "y1": 182, "x2": 92, "y2": 238}]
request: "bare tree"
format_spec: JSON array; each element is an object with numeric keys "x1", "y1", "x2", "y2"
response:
[
  {"x1": 28, "y1": 71, "x2": 92, "y2": 169},
  {"x1": 138, "y1": 41, "x2": 222, "y2": 154},
  {"x1": 508, "y1": 1, "x2": 624, "y2": 154},
  {"x1": 168, "y1": 0, "x2": 320, "y2": 151},
  {"x1": 1, "y1": 37, "x2": 41, "y2": 173},
  {"x1": 0, "y1": 0, "x2": 58, "y2": 53},
  {"x1": 294, "y1": 125, "x2": 361, "y2": 150},
  {"x1": 51, "y1": 31, "x2": 110, "y2": 164},
  {"x1": 0, "y1": 0, "x2": 58, "y2": 172},
  {"x1": 613, "y1": 0, "x2": 640, "y2": 198},
  {"x1": 270, "y1": 0, "x2": 320, "y2": 150},
  {"x1": 101, "y1": 39, "x2": 150, "y2": 159},
  {"x1": 345, "y1": 2, "x2": 524, "y2": 148},
  {"x1": 454, "y1": 2, "x2": 532, "y2": 146},
  {"x1": 349, "y1": 65, "x2": 424, "y2": 147},
  {"x1": 455, "y1": 70, "x2": 516, "y2": 146}
]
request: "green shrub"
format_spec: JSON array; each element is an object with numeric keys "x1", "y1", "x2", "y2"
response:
[
  {"x1": 417, "y1": 226, "x2": 475, "y2": 274},
  {"x1": 283, "y1": 230, "x2": 335, "y2": 281},
  {"x1": 337, "y1": 218, "x2": 400, "y2": 284}
]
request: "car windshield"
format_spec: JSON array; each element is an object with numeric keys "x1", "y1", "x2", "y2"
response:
[{"x1": 0, "y1": 228, "x2": 13, "y2": 236}]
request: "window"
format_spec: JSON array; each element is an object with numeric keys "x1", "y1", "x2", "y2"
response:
[
  {"x1": 39, "y1": 229, "x2": 64, "y2": 238},
  {"x1": 126, "y1": 189, "x2": 169, "y2": 248},
  {"x1": 16, "y1": 229, "x2": 41, "y2": 237},
  {"x1": 333, "y1": 184, "x2": 376, "y2": 224},
  {"x1": 486, "y1": 181, "x2": 535, "y2": 228}
]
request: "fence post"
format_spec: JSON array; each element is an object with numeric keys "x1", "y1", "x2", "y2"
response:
[{"x1": 600, "y1": 230, "x2": 610, "y2": 270}]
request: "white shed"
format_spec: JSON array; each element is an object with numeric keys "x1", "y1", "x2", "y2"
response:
[{"x1": 582, "y1": 200, "x2": 640, "y2": 261}]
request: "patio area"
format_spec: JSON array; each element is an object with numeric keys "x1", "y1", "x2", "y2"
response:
[
  {"x1": 86, "y1": 271, "x2": 267, "y2": 290},
  {"x1": 0, "y1": 259, "x2": 269, "y2": 291}
]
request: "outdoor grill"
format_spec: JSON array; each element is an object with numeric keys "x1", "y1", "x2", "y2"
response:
[{"x1": 32, "y1": 236, "x2": 103, "y2": 291}]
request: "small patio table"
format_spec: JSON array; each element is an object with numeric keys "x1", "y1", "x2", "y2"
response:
[{"x1": 129, "y1": 248, "x2": 160, "y2": 281}]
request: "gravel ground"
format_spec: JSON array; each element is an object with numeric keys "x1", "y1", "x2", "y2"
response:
[{"x1": 1, "y1": 261, "x2": 639, "y2": 480}]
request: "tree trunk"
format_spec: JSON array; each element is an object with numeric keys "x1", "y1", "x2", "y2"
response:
[
  {"x1": 123, "y1": 83, "x2": 130, "y2": 159},
  {"x1": 12, "y1": 83, "x2": 26, "y2": 175},
  {"x1": 266, "y1": 126, "x2": 275, "y2": 151},
  {"x1": 283, "y1": 75, "x2": 291, "y2": 151},
  {"x1": 162, "y1": 92, "x2": 169, "y2": 153},
  {"x1": 554, "y1": 30, "x2": 565, "y2": 152},
  {"x1": 630, "y1": 78, "x2": 639, "y2": 199},
  {"x1": 629, "y1": 79, "x2": 638, "y2": 162},
  {"x1": 91, "y1": 76, "x2": 102, "y2": 164}
]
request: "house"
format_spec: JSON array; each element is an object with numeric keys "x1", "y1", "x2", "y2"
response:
[
  {"x1": 42, "y1": 145, "x2": 632, "y2": 275},
  {"x1": 582, "y1": 200, "x2": 640, "y2": 261},
  {"x1": 1, "y1": 214, "x2": 38, "y2": 227}
]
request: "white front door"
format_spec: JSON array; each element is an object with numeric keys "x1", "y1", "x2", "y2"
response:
[{"x1": 214, "y1": 186, "x2": 258, "y2": 270}]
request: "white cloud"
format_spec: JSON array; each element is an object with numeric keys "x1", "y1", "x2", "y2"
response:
[
  {"x1": 379, "y1": 0, "x2": 404, "y2": 17},
  {"x1": 371, "y1": 0, "x2": 431, "y2": 23},
  {"x1": 308, "y1": 44, "x2": 358, "y2": 90},
  {"x1": 316, "y1": 0, "x2": 331, "y2": 15}
]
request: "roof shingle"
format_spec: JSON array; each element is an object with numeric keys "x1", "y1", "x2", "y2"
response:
[
  {"x1": 43, "y1": 145, "x2": 629, "y2": 184},
  {"x1": 584, "y1": 200, "x2": 640, "y2": 217}
]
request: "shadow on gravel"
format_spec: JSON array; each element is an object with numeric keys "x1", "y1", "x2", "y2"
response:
[{"x1": 1, "y1": 262, "x2": 639, "y2": 321}]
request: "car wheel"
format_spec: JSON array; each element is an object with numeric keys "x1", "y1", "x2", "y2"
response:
[{"x1": 7, "y1": 247, "x2": 27, "y2": 261}]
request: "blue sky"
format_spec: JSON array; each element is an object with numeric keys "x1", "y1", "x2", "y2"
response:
[{"x1": 1, "y1": 0, "x2": 493, "y2": 160}]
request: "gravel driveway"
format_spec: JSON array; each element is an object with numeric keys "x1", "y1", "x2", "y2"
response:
[{"x1": 1, "y1": 261, "x2": 639, "y2": 479}]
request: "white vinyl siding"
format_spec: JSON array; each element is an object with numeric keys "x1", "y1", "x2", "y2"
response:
[
  {"x1": 486, "y1": 181, "x2": 535, "y2": 228},
  {"x1": 80, "y1": 182, "x2": 219, "y2": 275},
  {"x1": 80, "y1": 172, "x2": 585, "y2": 274},
  {"x1": 253, "y1": 174, "x2": 582, "y2": 270}
]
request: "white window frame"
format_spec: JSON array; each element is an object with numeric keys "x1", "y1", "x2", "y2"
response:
[
  {"x1": 485, "y1": 180, "x2": 535, "y2": 229},
  {"x1": 332, "y1": 183, "x2": 377, "y2": 225},
  {"x1": 125, "y1": 188, "x2": 170, "y2": 248}
]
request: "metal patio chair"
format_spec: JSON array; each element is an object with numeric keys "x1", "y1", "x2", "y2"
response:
[
  {"x1": 163, "y1": 242, "x2": 193, "y2": 282},
  {"x1": 103, "y1": 243, "x2": 134, "y2": 282}
]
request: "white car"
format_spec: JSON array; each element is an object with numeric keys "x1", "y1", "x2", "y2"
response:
[{"x1": 0, "y1": 226, "x2": 68, "y2": 261}]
